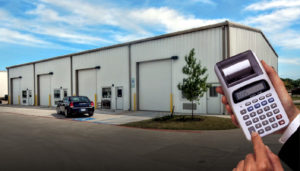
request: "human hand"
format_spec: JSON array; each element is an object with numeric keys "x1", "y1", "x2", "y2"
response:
[
  {"x1": 233, "y1": 132, "x2": 284, "y2": 171},
  {"x1": 216, "y1": 60, "x2": 300, "y2": 130}
]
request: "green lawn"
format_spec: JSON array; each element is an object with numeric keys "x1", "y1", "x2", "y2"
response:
[
  {"x1": 292, "y1": 96, "x2": 300, "y2": 101},
  {"x1": 122, "y1": 115, "x2": 238, "y2": 130}
]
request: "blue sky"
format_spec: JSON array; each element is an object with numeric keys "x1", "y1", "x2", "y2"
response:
[{"x1": 0, "y1": 0, "x2": 300, "y2": 79}]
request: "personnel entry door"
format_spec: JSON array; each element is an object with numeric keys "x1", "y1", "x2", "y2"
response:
[
  {"x1": 207, "y1": 84, "x2": 221, "y2": 114},
  {"x1": 116, "y1": 87, "x2": 123, "y2": 110}
]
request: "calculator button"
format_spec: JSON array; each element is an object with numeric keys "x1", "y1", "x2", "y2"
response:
[
  {"x1": 255, "y1": 123, "x2": 262, "y2": 128},
  {"x1": 268, "y1": 98, "x2": 274, "y2": 103},
  {"x1": 269, "y1": 117, "x2": 275, "y2": 123},
  {"x1": 266, "y1": 93, "x2": 272, "y2": 97},
  {"x1": 279, "y1": 120, "x2": 285, "y2": 125},
  {"x1": 248, "y1": 126, "x2": 256, "y2": 134},
  {"x1": 259, "y1": 115, "x2": 266, "y2": 120},
  {"x1": 247, "y1": 106, "x2": 254, "y2": 112},
  {"x1": 271, "y1": 103, "x2": 277, "y2": 109},
  {"x1": 259, "y1": 96, "x2": 265, "y2": 100},
  {"x1": 243, "y1": 115, "x2": 250, "y2": 120},
  {"x1": 252, "y1": 99, "x2": 258, "y2": 103},
  {"x1": 265, "y1": 126, "x2": 271, "y2": 131},
  {"x1": 273, "y1": 109, "x2": 280, "y2": 114},
  {"x1": 253, "y1": 117, "x2": 259, "y2": 123},
  {"x1": 276, "y1": 114, "x2": 282, "y2": 120},
  {"x1": 266, "y1": 112, "x2": 272, "y2": 117},
  {"x1": 254, "y1": 103, "x2": 261, "y2": 109},
  {"x1": 261, "y1": 100, "x2": 267, "y2": 106},
  {"x1": 262, "y1": 120, "x2": 269, "y2": 125},
  {"x1": 264, "y1": 106, "x2": 270, "y2": 111},
  {"x1": 240, "y1": 109, "x2": 247, "y2": 115},
  {"x1": 245, "y1": 120, "x2": 252, "y2": 126},
  {"x1": 258, "y1": 129, "x2": 264, "y2": 134},
  {"x1": 250, "y1": 112, "x2": 256, "y2": 117},
  {"x1": 257, "y1": 109, "x2": 263, "y2": 114},
  {"x1": 245, "y1": 102, "x2": 251, "y2": 106},
  {"x1": 272, "y1": 123, "x2": 278, "y2": 128}
]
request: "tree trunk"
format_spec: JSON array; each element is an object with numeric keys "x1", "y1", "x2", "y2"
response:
[{"x1": 192, "y1": 100, "x2": 194, "y2": 119}]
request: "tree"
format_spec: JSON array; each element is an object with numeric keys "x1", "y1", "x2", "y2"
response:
[{"x1": 177, "y1": 48, "x2": 210, "y2": 119}]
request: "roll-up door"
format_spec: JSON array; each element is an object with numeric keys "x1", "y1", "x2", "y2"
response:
[
  {"x1": 12, "y1": 79, "x2": 21, "y2": 104},
  {"x1": 39, "y1": 75, "x2": 51, "y2": 106},
  {"x1": 78, "y1": 70, "x2": 96, "y2": 102},
  {"x1": 139, "y1": 60, "x2": 171, "y2": 111}
]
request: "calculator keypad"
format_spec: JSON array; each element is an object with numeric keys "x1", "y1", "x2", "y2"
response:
[{"x1": 240, "y1": 93, "x2": 285, "y2": 135}]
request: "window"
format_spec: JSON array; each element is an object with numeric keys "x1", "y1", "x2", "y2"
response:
[
  {"x1": 63, "y1": 89, "x2": 68, "y2": 97},
  {"x1": 70, "y1": 96, "x2": 90, "y2": 102},
  {"x1": 209, "y1": 86, "x2": 218, "y2": 97},
  {"x1": 63, "y1": 97, "x2": 68, "y2": 103},
  {"x1": 54, "y1": 89, "x2": 60, "y2": 99},
  {"x1": 102, "y1": 88, "x2": 111, "y2": 98},
  {"x1": 117, "y1": 89, "x2": 122, "y2": 97},
  {"x1": 22, "y1": 90, "x2": 27, "y2": 98}
]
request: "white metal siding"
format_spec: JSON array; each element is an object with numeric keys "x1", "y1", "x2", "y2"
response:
[
  {"x1": 9, "y1": 65, "x2": 34, "y2": 105},
  {"x1": 139, "y1": 60, "x2": 171, "y2": 111},
  {"x1": 229, "y1": 27, "x2": 278, "y2": 71},
  {"x1": 78, "y1": 70, "x2": 96, "y2": 102},
  {"x1": 73, "y1": 46, "x2": 129, "y2": 110},
  {"x1": 35, "y1": 57, "x2": 71, "y2": 106},
  {"x1": 39, "y1": 75, "x2": 50, "y2": 106},
  {"x1": 0, "y1": 71, "x2": 7, "y2": 97},
  {"x1": 131, "y1": 27, "x2": 223, "y2": 113}
]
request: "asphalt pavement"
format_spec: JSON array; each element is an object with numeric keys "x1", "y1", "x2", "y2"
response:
[{"x1": 0, "y1": 109, "x2": 292, "y2": 171}]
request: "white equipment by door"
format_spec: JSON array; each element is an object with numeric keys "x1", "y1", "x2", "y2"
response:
[
  {"x1": 116, "y1": 87, "x2": 123, "y2": 110},
  {"x1": 207, "y1": 84, "x2": 221, "y2": 114}
]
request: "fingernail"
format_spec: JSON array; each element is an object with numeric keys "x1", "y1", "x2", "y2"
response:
[{"x1": 251, "y1": 132, "x2": 258, "y2": 137}]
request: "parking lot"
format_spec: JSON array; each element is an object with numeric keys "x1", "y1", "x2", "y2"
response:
[{"x1": 0, "y1": 106, "x2": 291, "y2": 171}]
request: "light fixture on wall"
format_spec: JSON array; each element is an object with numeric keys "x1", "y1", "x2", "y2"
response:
[
  {"x1": 49, "y1": 72, "x2": 54, "y2": 75},
  {"x1": 95, "y1": 66, "x2": 101, "y2": 69},
  {"x1": 171, "y1": 56, "x2": 179, "y2": 60}
]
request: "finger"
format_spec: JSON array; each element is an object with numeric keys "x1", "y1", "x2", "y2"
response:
[
  {"x1": 216, "y1": 86, "x2": 224, "y2": 95},
  {"x1": 222, "y1": 96, "x2": 228, "y2": 105},
  {"x1": 265, "y1": 146, "x2": 284, "y2": 171},
  {"x1": 251, "y1": 132, "x2": 272, "y2": 170},
  {"x1": 226, "y1": 105, "x2": 234, "y2": 115},
  {"x1": 236, "y1": 160, "x2": 244, "y2": 171},
  {"x1": 244, "y1": 154, "x2": 256, "y2": 171},
  {"x1": 231, "y1": 114, "x2": 240, "y2": 127}
]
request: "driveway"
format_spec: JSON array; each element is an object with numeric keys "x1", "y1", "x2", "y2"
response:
[{"x1": 0, "y1": 111, "x2": 291, "y2": 171}]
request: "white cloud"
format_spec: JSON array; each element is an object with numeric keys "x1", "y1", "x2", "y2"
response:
[
  {"x1": 279, "y1": 57, "x2": 300, "y2": 65},
  {"x1": 245, "y1": 0, "x2": 300, "y2": 11}
]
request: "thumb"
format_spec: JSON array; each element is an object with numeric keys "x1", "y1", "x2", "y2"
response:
[{"x1": 265, "y1": 145, "x2": 284, "y2": 171}]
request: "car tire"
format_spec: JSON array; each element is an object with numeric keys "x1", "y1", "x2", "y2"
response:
[
  {"x1": 56, "y1": 107, "x2": 61, "y2": 114},
  {"x1": 65, "y1": 109, "x2": 71, "y2": 118},
  {"x1": 88, "y1": 111, "x2": 94, "y2": 117}
]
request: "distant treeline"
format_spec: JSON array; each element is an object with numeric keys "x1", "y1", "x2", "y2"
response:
[{"x1": 281, "y1": 78, "x2": 300, "y2": 91}]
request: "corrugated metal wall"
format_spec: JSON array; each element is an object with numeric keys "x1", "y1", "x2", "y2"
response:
[
  {"x1": 229, "y1": 27, "x2": 278, "y2": 71},
  {"x1": 131, "y1": 27, "x2": 223, "y2": 113}
]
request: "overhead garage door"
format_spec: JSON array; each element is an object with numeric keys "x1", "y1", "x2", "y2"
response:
[
  {"x1": 12, "y1": 78, "x2": 21, "y2": 105},
  {"x1": 139, "y1": 60, "x2": 171, "y2": 111},
  {"x1": 39, "y1": 75, "x2": 51, "y2": 106},
  {"x1": 78, "y1": 70, "x2": 96, "y2": 102}
]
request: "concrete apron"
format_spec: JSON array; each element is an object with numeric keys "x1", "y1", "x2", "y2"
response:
[{"x1": 0, "y1": 106, "x2": 170, "y2": 125}]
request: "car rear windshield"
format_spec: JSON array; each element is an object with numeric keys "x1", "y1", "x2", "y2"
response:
[{"x1": 70, "y1": 96, "x2": 90, "y2": 102}]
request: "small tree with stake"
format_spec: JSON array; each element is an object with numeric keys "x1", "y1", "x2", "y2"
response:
[{"x1": 177, "y1": 48, "x2": 210, "y2": 119}]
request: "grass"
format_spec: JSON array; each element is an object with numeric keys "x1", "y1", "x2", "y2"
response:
[
  {"x1": 292, "y1": 96, "x2": 300, "y2": 101},
  {"x1": 122, "y1": 115, "x2": 238, "y2": 130}
]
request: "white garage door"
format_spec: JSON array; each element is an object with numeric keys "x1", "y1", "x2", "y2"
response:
[
  {"x1": 39, "y1": 75, "x2": 51, "y2": 106},
  {"x1": 12, "y1": 79, "x2": 21, "y2": 105},
  {"x1": 139, "y1": 60, "x2": 171, "y2": 111},
  {"x1": 78, "y1": 70, "x2": 96, "y2": 102}
]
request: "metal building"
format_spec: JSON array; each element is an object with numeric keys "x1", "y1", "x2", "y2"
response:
[
  {"x1": 0, "y1": 71, "x2": 8, "y2": 98},
  {"x1": 6, "y1": 21, "x2": 278, "y2": 114}
]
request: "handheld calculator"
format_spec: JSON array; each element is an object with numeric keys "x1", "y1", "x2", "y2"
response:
[{"x1": 214, "y1": 50, "x2": 289, "y2": 140}]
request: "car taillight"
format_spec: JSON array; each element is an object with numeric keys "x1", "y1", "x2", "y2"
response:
[
  {"x1": 91, "y1": 101, "x2": 94, "y2": 107},
  {"x1": 70, "y1": 102, "x2": 74, "y2": 108}
]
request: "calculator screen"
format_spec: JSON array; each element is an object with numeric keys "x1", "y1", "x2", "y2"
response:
[{"x1": 233, "y1": 80, "x2": 270, "y2": 103}]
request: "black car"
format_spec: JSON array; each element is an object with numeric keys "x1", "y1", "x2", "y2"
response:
[{"x1": 56, "y1": 96, "x2": 94, "y2": 117}]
